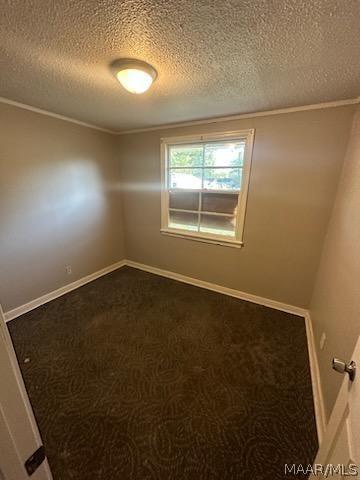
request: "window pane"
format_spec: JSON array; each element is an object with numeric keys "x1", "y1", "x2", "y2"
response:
[
  {"x1": 169, "y1": 145, "x2": 203, "y2": 168},
  {"x1": 169, "y1": 168, "x2": 202, "y2": 189},
  {"x1": 202, "y1": 193, "x2": 238, "y2": 214},
  {"x1": 169, "y1": 211, "x2": 198, "y2": 231},
  {"x1": 203, "y1": 168, "x2": 242, "y2": 190},
  {"x1": 200, "y1": 214, "x2": 235, "y2": 236},
  {"x1": 169, "y1": 191, "x2": 199, "y2": 210},
  {"x1": 204, "y1": 142, "x2": 245, "y2": 167}
]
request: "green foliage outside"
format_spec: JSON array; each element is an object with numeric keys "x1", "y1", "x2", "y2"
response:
[{"x1": 169, "y1": 143, "x2": 244, "y2": 189}]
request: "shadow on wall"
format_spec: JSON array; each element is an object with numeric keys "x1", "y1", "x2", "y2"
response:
[
  {"x1": 0, "y1": 102, "x2": 124, "y2": 312},
  {"x1": 310, "y1": 105, "x2": 360, "y2": 420}
]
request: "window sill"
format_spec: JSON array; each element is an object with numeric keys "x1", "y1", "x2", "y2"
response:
[{"x1": 160, "y1": 228, "x2": 244, "y2": 248}]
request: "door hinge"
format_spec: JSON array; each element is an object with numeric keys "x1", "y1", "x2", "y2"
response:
[{"x1": 25, "y1": 445, "x2": 46, "y2": 476}]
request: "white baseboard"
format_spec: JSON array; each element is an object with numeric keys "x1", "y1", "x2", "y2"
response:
[
  {"x1": 125, "y1": 260, "x2": 308, "y2": 317},
  {"x1": 126, "y1": 260, "x2": 325, "y2": 443},
  {"x1": 4, "y1": 257, "x2": 324, "y2": 445},
  {"x1": 304, "y1": 312, "x2": 326, "y2": 444},
  {"x1": 4, "y1": 258, "x2": 307, "y2": 321},
  {"x1": 4, "y1": 260, "x2": 126, "y2": 322}
]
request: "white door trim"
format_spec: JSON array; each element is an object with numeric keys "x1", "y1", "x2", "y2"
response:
[
  {"x1": 0, "y1": 304, "x2": 53, "y2": 479},
  {"x1": 304, "y1": 312, "x2": 327, "y2": 444}
]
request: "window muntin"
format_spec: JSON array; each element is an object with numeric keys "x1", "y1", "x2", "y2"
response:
[{"x1": 161, "y1": 130, "x2": 254, "y2": 246}]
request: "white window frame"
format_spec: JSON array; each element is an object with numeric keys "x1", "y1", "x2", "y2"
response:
[{"x1": 160, "y1": 129, "x2": 255, "y2": 248}]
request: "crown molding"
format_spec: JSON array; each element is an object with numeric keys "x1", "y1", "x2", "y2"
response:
[
  {"x1": 0, "y1": 97, "x2": 116, "y2": 134},
  {"x1": 117, "y1": 97, "x2": 360, "y2": 135},
  {"x1": 1, "y1": 95, "x2": 358, "y2": 136}
]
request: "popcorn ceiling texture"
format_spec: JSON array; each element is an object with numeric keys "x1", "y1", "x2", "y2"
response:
[{"x1": 0, "y1": 0, "x2": 359, "y2": 131}]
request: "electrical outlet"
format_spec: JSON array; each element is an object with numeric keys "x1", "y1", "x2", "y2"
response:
[
  {"x1": 320, "y1": 332, "x2": 326, "y2": 350},
  {"x1": 66, "y1": 265, "x2": 72, "y2": 275}
]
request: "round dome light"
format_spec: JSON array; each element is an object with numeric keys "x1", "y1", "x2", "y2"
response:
[{"x1": 111, "y1": 59, "x2": 157, "y2": 94}]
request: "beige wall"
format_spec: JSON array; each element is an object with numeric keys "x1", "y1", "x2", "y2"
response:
[
  {"x1": 2, "y1": 99, "x2": 358, "y2": 417},
  {"x1": 0, "y1": 102, "x2": 356, "y2": 316},
  {"x1": 0, "y1": 103, "x2": 125, "y2": 312},
  {"x1": 117, "y1": 106, "x2": 355, "y2": 308},
  {"x1": 310, "y1": 106, "x2": 360, "y2": 418}
]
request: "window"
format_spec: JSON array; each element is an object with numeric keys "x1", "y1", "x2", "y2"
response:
[{"x1": 160, "y1": 129, "x2": 254, "y2": 247}]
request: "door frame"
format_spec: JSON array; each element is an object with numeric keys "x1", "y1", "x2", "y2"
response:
[{"x1": 0, "y1": 304, "x2": 53, "y2": 480}]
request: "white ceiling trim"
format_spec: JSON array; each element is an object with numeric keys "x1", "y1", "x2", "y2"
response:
[
  {"x1": 0, "y1": 96, "x2": 117, "y2": 135},
  {"x1": 116, "y1": 98, "x2": 360, "y2": 135},
  {"x1": 0, "y1": 96, "x2": 358, "y2": 136}
]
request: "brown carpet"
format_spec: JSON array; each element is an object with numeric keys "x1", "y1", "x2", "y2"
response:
[{"x1": 8, "y1": 266, "x2": 318, "y2": 480}]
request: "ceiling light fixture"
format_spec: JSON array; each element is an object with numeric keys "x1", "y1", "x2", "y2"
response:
[{"x1": 111, "y1": 59, "x2": 157, "y2": 94}]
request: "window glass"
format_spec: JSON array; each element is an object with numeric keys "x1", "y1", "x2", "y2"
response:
[
  {"x1": 169, "y1": 145, "x2": 203, "y2": 168},
  {"x1": 169, "y1": 211, "x2": 198, "y2": 231},
  {"x1": 200, "y1": 214, "x2": 235, "y2": 236},
  {"x1": 168, "y1": 168, "x2": 202, "y2": 189},
  {"x1": 204, "y1": 142, "x2": 244, "y2": 167},
  {"x1": 169, "y1": 191, "x2": 200, "y2": 210},
  {"x1": 201, "y1": 193, "x2": 238, "y2": 214},
  {"x1": 203, "y1": 168, "x2": 242, "y2": 190},
  {"x1": 162, "y1": 131, "x2": 253, "y2": 244}
]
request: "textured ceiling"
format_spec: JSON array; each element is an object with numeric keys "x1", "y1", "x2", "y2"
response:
[{"x1": 1, "y1": 0, "x2": 359, "y2": 132}]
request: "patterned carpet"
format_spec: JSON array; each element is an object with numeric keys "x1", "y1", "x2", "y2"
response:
[{"x1": 8, "y1": 266, "x2": 318, "y2": 480}]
